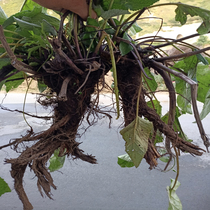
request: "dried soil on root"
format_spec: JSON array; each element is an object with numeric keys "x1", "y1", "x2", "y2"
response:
[{"x1": 5, "y1": 60, "x2": 110, "y2": 210}]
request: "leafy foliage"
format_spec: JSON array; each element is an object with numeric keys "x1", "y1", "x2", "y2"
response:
[
  {"x1": 117, "y1": 154, "x2": 135, "y2": 168},
  {"x1": 48, "y1": 149, "x2": 66, "y2": 172},
  {"x1": 167, "y1": 179, "x2": 183, "y2": 210},
  {"x1": 175, "y1": 3, "x2": 210, "y2": 34},
  {"x1": 0, "y1": 177, "x2": 11, "y2": 197},
  {"x1": 120, "y1": 117, "x2": 153, "y2": 168},
  {"x1": 200, "y1": 89, "x2": 210, "y2": 120},
  {"x1": 143, "y1": 67, "x2": 158, "y2": 92},
  {"x1": 172, "y1": 55, "x2": 198, "y2": 114},
  {"x1": 119, "y1": 32, "x2": 133, "y2": 56},
  {"x1": 101, "y1": 0, "x2": 159, "y2": 11},
  {"x1": 4, "y1": 71, "x2": 25, "y2": 92}
]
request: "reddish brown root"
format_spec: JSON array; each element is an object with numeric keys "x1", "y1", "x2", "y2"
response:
[{"x1": 117, "y1": 61, "x2": 204, "y2": 168}]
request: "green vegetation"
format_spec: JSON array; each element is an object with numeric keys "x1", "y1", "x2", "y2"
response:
[{"x1": 194, "y1": 35, "x2": 210, "y2": 47}]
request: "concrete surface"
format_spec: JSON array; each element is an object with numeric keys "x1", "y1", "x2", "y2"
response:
[{"x1": 0, "y1": 92, "x2": 210, "y2": 210}]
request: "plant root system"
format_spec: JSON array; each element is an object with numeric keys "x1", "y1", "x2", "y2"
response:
[{"x1": 0, "y1": 17, "x2": 209, "y2": 210}]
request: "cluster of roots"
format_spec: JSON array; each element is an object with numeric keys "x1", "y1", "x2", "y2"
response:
[{"x1": 0, "y1": 24, "x2": 208, "y2": 210}]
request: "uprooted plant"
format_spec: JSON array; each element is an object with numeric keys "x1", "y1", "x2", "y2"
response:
[{"x1": 0, "y1": 0, "x2": 210, "y2": 209}]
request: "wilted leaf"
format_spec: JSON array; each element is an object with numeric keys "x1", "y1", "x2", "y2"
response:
[
  {"x1": 48, "y1": 149, "x2": 66, "y2": 172},
  {"x1": 167, "y1": 179, "x2": 182, "y2": 210},
  {"x1": 120, "y1": 116, "x2": 153, "y2": 168},
  {"x1": 118, "y1": 154, "x2": 135, "y2": 168},
  {"x1": 0, "y1": 177, "x2": 11, "y2": 197}
]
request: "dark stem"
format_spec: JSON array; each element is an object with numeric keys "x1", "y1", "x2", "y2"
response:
[
  {"x1": 121, "y1": 8, "x2": 146, "y2": 35},
  {"x1": 153, "y1": 46, "x2": 210, "y2": 62},
  {"x1": 73, "y1": 15, "x2": 83, "y2": 59}
]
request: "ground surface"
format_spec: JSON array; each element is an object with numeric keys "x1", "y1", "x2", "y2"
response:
[{"x1": 0, "y1": 92, "x2": 210, "y2": 210}]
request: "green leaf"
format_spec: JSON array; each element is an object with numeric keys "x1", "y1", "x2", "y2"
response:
[
  {"x1": 0, "y1": 58, "x2": 11, "y2": 69},
  {"x1": 161, "y1": 107, "x2": 192, "y2": 142},
  {"x1": 117, "y1": 154, "x2": 135, "y2": 168},
  {"x1": 0, "y1": 80, "x2": 5, "y2": 91},
  {"x1": 5, "y1": 71, "x2": 25, "y2": 92},
  {"x1": 173, "y1": 55, "x2": 198, "y2": 113},
  {"x1": 102, "y1": 0, "x2": 159, "y2": 11},
  {"x1": 119, "y1": 32, "x2": 133, "y2": 56},
  {"x1": 167, "y1": 179, "x2": 183, "y2": 210},
  {"x1": 173, "y1": 55, "x2": 198, "y2": 74},
  {"x1": 37, "y1": 80, "x2": 47, "y2": 93},
  {"x1": 175, "y1": 3, "x2": 210, "y2": 34},
  {"x1": 0, "y1": 6, "x2": 7, "y2": 24},
  {"x1": 48, "y1": 149, "x2": 66, "y2": 172},
  {"x1": 143, "y1": 67, "x2": 158, "y2": 92},
  {"x1": 3, "y1": 7, "x2": 59, "y2": 32},
  {"x1": 21, "y1": 0, "x2": 44, "y2": 12},
  {"x1": 177, "y1": 95, "x2": 192, "y2": 114},
  {"x1": 86, "y1": 17, "x2": 100, "y2": 32},
  {"x1": 146, "y1": 99, "x2": 162, "y2": 116},
  {"x1": 197, "y1": 62, "x2": 210, "y2": 103},
  {"x1": 159, "y1": 156, "x2": 170, "y2": 163},
  {"x1": 101, "y1": 9, "x2": 130, "y2": 19},
  {"x1": 0, "y1": 177, "x2": 11, "y2": 197},
  {"x1": 93, "y1": 4, "x2": 104, "y2": 17},
  {"x1": 196, "y1": 54, "x2": 209, "y2": 65},
  {"x1": 14, "y1": 17, "x2": 41, "y2": 30},
  {"x1": 120, "y1": 116, "x2": 153, "y2": 168},
  {"x1": 154, "y1": 129, "x2": 163, "y2": 144},
  {"x1": 197, "y1": 20, "x2": 210, "y2": 35},
  {"x1": 200, "y1": 89, "x2": 210, "y2": 120},
  {"x1": 129, "y1": 22, "x2": 142, "y2": 36}
]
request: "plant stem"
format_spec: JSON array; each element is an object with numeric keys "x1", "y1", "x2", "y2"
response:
[
  {"x1": 89, "y1": 0, "x2": 93, "y2": 18},
  {"x1": 171, "y1": 147, "x2": 179, "y2": 191},
  {"x1": 108, "y1": 0, "x2": 115, "y2": 10},
  {"x1": 134, "y1": 72, "x2": 142, "y2": 130},
  {"x1": 73, "y1": 15, "x2": 83, "y2": 59},
  {"x1": 106, "y1": 35, "x2": 120, "y2": 119},
  {"x1": 93, "y1": 33, "x2": 105, "y2": 55},
  {"x1": 148, "y1": 2, "x2": 190, "y2": 9},
  {"x1": 113, "y1": 15, "x2": 125, "y2": 38}
]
